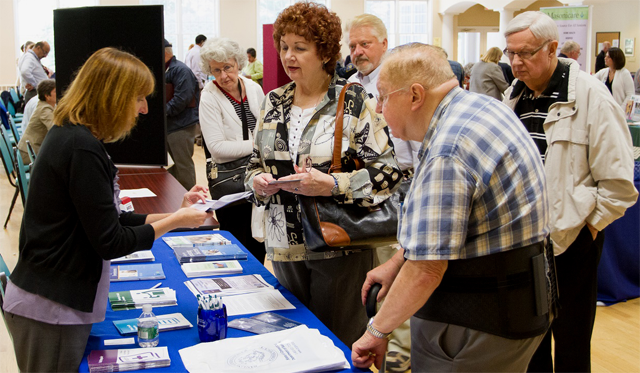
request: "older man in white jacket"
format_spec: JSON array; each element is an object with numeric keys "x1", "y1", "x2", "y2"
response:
[{"x1": 502, "y1": 11, "x2": 638, "y2": 373}]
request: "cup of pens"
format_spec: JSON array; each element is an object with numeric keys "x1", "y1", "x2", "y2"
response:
[{"x1": 197, "y1": 294, "x2": 227, "y2": 342}]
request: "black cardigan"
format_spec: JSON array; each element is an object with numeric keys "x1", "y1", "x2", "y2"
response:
[{"x1": 11, "y1": 123, "x2": 155, "y2": 312}]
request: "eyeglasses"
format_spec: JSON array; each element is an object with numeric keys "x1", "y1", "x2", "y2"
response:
[
  {"x1": 211, "y1": 64, "x2": 236, "y2": 76},
  {"x1": 503, "y1": 40, "x2": 552, "y2": 60},
  {"x1": 376, "y1": 87, "x2": 407, "y2": 107}
]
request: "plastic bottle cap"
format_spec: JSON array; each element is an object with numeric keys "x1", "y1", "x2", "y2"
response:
[{"x1": 142, "y1": 304, "x2": 152, "y2": 312}]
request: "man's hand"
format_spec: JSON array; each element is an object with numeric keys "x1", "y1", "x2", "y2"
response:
[
  {"x1": 361, "y1": 249, "x2": 405, "y2": 305},
  {"x1": 586, "y1": 223, "x2": 598, "y2": 240},
  {"x1": 352, "y1": 331, "x2": 389, "y2": 369}
]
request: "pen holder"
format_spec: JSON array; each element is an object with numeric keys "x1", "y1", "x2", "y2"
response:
[{"x1": 197, "y1": 305, "x2": 227, "y2": 342}]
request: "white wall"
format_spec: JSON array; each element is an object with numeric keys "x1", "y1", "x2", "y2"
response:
[{"x1": 589, "y1": 0, "x2": 640, "y2": 74}]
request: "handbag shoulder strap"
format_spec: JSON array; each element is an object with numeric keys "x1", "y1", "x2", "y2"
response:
[
  {"x1": 238, "y1": 79, "x2": 249, "y2": 141},
  {"x1": 330, "y1": 82, "x2": 362, "y2": 174}
]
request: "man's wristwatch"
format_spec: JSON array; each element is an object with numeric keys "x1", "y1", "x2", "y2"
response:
[{"x1": 367, "y1": 317, "x2": 391, "y2": 339}]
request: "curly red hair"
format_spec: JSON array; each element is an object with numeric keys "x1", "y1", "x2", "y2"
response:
[{"x1": 272, "y1": 2, "x2": 342, "y2": 75}]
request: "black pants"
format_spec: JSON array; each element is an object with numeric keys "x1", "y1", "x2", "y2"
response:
[
  {"x1": 527, "y1": 225, "x2": 604, "y2": 373},
  {"x1": 216, "y1": 202, "x2": 266, "y2": 264}
]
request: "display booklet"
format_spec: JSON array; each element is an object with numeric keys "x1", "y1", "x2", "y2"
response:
[
  {"x1": 88, "y1": 346, "x2": 170, "y2": 373},
  {"x1": 113, "y1": 312, "x2": 192, "y2": 335},
  {"x1": 109, "y1": 288, "x2": 177, "y2": 311},
  {"x1": 173, "y1": 244, "x2": 247, "y2": 263},
  {"x1": 112, "y1": 250, "x2": 155, "y2": 264},
  {"x1": 110, "y1": 263, "x2": 165, "y2": 282},
  {"x1": 184, "y1": 274, "x2": 273, "y2": 296},
  {"x1": 181, "y1": 260, "x2": 243, "y2": 278},
  {"x1": 162, "y1": 234, "x2": 231, "y2": 248}
]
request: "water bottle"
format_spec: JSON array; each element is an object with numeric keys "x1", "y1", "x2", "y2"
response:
[{"x1": 137, "y1": 304, "x2": 159, "y2": 347}]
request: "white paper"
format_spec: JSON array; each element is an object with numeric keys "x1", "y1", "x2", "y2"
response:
[
  {"x1": 120, "y1": 188, "x2": 157, "y2": 198},
  {"x1": 104, "y1": 338, "x2": 135, "y2": 346},
  {"x1": 191, "y1": 191, "x2": 252, "y2": 211},
  {"x1": 179, "y1": 326, "x2": 349, "y2": 373},
  {"x1": 223, "y1": 291, "x2": 295, "y2": 316},
  {"x1": 185, "y1": 275, "x2": 273, "y2": 297}
]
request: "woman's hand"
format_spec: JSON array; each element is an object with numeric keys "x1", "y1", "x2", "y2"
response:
[
  {"x1": 181, "y1": 185, "x2": 209, "y2": 208},
  {"x1": 253, "y1": 173, "x2": 280, "y2": 198},
  {"x1": 277, "y1": 165, "x2": 334, "y2": 197}
]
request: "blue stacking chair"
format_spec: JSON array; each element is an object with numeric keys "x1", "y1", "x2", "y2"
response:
[
  {"x1": 0, "y1": 127, "x2": 23, "y2": 228},
  {"x1": 26, "y1": 140, "x2": 36, "y2": 165},
  {"x1": 13, "y1": 146, "x2": 30, "y2": 205},
  {"x1": 8, "y1": 116, "x2": 21, "y2": 144}
]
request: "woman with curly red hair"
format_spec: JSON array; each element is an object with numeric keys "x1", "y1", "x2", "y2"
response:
[{"x1": 246, "y1": 2, "x2": 401, "y2": 346}]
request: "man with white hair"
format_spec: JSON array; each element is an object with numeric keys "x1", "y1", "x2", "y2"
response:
[
  {"x1": 345, "y1": 15, "x2": 417, "y2": 371},
  {"x1": 502, "y1": 11, "x2": 637, "y2": 372},
  {"x1": 558, "y1": 40, "x2": 581, "y2": 61},
  {"x1": 352, "y1": 42, "x2": 553, "y2": 373}
]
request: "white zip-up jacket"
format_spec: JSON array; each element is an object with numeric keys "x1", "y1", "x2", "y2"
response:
[
  {"x1": 199, "y1": 76, "x2": 265, "y2": 163},
  {"x1": 504, "y1": 58, "x2": 638, "y2": 254}
]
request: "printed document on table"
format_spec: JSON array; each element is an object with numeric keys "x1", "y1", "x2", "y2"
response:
[
  {"x1": 223, "y1": 291, "x2": 295, "y2": 316},
  {"x1": 184, "y1": 275, "x2": 273, "y2": 296},
  {"x1": 119, "y1": 188, "x2": 157, "y2": 198},
  {"x1": 179, "y1": 325, "x2": 349, "y2": 373}
]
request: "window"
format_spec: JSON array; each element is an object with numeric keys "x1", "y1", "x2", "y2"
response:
[
  {"x1": 141, "y1": 0, "x2": 219, "y2": 61},
  {"x1": 365, "y1": 0, "x2": 430, "y2": 49},
  {"x1": 257, "y1": 0, "x2": 329, "y2": 62},
  {"x1": 15, "y1": 0, "x2": 97, "y2": 71}
]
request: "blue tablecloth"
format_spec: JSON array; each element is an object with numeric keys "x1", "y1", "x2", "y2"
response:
[
  {"x1": 596, "y1": 166, "x2": 640, "y2": 305},
  {"x1": 79, "y1": 230, "x2": 368, "y2": 372}
]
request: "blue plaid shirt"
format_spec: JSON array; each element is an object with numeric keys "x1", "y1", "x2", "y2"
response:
[{"x1": 400, "y1": 87, "x2": 549, "y2": 261}]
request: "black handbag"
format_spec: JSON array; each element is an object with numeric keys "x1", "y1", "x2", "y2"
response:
[
  {"x1": 205, "y1": 80, "x2": 251, "y2": 203},
  {"x1": 298, "y1": 83, "x2": 400, "y2": 252}
]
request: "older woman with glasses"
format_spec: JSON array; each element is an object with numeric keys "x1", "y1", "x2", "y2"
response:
[
  {"x1": 245, "y1": 2, "x2": 401, "y2": 347},
  {"x1": 594, "y1": 47, "x2": 635, "y2": 108},
  {"x1": 199, "y1": 38, "x2": 267, "y2": 264}
]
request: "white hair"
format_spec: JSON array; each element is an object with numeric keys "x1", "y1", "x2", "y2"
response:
[
  {"x1": 345, "y1": 14, "x2": 387, "y2": 43},
  {"x1": 560, "y1": 40, "x2": 580, "y2": 54},
  {"x1": 199, "y1": 38, "x2": 247, "y2": 75},
  {"x1": 504, "y1": 11, "x2": 559, "y2": 42}
]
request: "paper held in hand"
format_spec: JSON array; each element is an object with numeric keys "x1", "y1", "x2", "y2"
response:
[
  {"x1": 179, "y1": 325, "x2": 349, "y2": 373},
  {"x1": 190, "y1": 191, "x2": 252, "y2": 212}
]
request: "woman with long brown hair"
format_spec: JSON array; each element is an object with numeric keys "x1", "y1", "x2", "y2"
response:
[{"x1": 3, "y1": 47, "x2": 211, "y2": 372}]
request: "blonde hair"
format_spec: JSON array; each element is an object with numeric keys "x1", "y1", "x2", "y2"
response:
[
  {"x1": 481, "y1": 47, "x2": 503, "y2": 63},
  {"x1": 53, "y1": 47, "x2": 154, "y2": 143},
  {"x1": 345, "y1": 14, "x2": 387, "y2": 43},
  {"x1": 380, "y1": 43, "x2": 455, "y2": 90}
]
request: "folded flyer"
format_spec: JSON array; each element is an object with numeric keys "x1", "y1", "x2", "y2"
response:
[
  {"x1": 163, "y1": 234, "x2": 231, "y2": 248},
  {"x1": 173, "y1": 244, "x2": 247, "y2": 263},
  {"x1": 88, "y1": 346, "x2": 170, "y2": 372},
  {"x1": 113, "y1": 312, "x2": 192, "y2": 335},
  {"x1": 112, "y1": 250, "x2": 155, "y2": 264},
  {"x1": 110, "y1": 263, "x2": 165, "y2": 282},
  {"x1": 181, "y1": 260, "x2": 243, "y2": 278}
]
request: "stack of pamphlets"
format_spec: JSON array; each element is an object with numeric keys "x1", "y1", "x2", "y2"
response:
[
  {"x1": 228, "y1": 312, "x2": 303, "y2": 334},
  {"x1": 162, "y1": 234, "x2": 231, "y2": 248},
  {"x1": 184, "y1": 275, "x2": 273, "y2": 296},
  {"x1": 110, "y1": 263, "x2": 166, "y2": 282},
  {"x1": 181, "y1": 260, "x2": 243, "y2": 278},
  {"x1": 88, "y1": 346, "x2": 170, "y2": 372},
  {"x1": 109, "y1": 288, "x2": 177, "y2": 311},
  {"x1": 185, "y1": 275, "x2": 295, "y2": 316},
  {"x1": 113, "y1": 312, "x2": 192, "y2": 335},
  {"x1": 189, "y1": 191, "x2": 252, "y2": 212},
  {"x1": 172, "y1": 244, "x2": 247, "y2": 263},
  {"x1": 179, "y1": 325, "x2": 349, "y2": 373},
  {"x1": 112, "y1": 251, "x2": 155, "y2": 264}
]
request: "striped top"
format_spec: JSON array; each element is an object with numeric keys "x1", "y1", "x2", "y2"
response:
[
  {"x1": 215, "y1": 81, "x2": 257, "y2": 133},
  {"x1": 511, "y1": 61, "x2": 570, "y2": 163}
]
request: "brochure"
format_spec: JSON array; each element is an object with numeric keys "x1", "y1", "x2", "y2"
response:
[
  {"x1": 179, "y1": 326, "x2": 349, "y2": 373},
  {"x1": 110, "y1": 263, "x2": 165, "y2": 282},
  {"x1": 112, "y1": 250, "x2": 155, "y2": 264},
  {"x1": 173, "y1": 244, "x2": 247, "y2": 263},
  {"x1": 181, "y1": 261, "x2": 243, "y2": 278},
  {"x1": 109, "y1": 288, "x2": 177, "y2": 311},
  {"x1": 190, "y1": 191, "x2": 252, "y2": 212},
  {"x1": 162, "y1": 234, "x2": 231, "y2": 248},
  {"x1": 88, "y1": 346, "x2": 170, "y2": 372},
  {"x1": 113, "y1": 312, "x2": 193, "y2": 335},
  {"x1": 184, "y1": 275, "x2": 273, "y2": 296}
]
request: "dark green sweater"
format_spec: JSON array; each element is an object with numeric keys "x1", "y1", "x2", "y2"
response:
[{"x1": 11, "y1": 123, "x2": 155, "y2": 312}]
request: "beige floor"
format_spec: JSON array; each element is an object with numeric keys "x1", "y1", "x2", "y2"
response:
[{"x1": 1, "y1": 146, "x2": 639, "y2": 372}]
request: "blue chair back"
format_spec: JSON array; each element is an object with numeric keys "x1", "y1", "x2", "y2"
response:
[
  {"x1": 13, "y1": 147, "x2": 29, "y2": 204},
  {"x1": 9, "y1": 88, "x2": 21, "y2": 106},
  {"x1": 8, "y1": 116, "x2": 21, "y2": 143},
  {"x1": 26, "y1": 140, "x2": 37, "y2": 164},
  {"x1": 0, "y1": 102, "x2": 10, "y2": 130},
  {"x1": 12, "y1": 147, "x2": 29, "y2": 205},
  {"x1": 0, "y1": 126, "x2": 16, "y2": 181}
]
